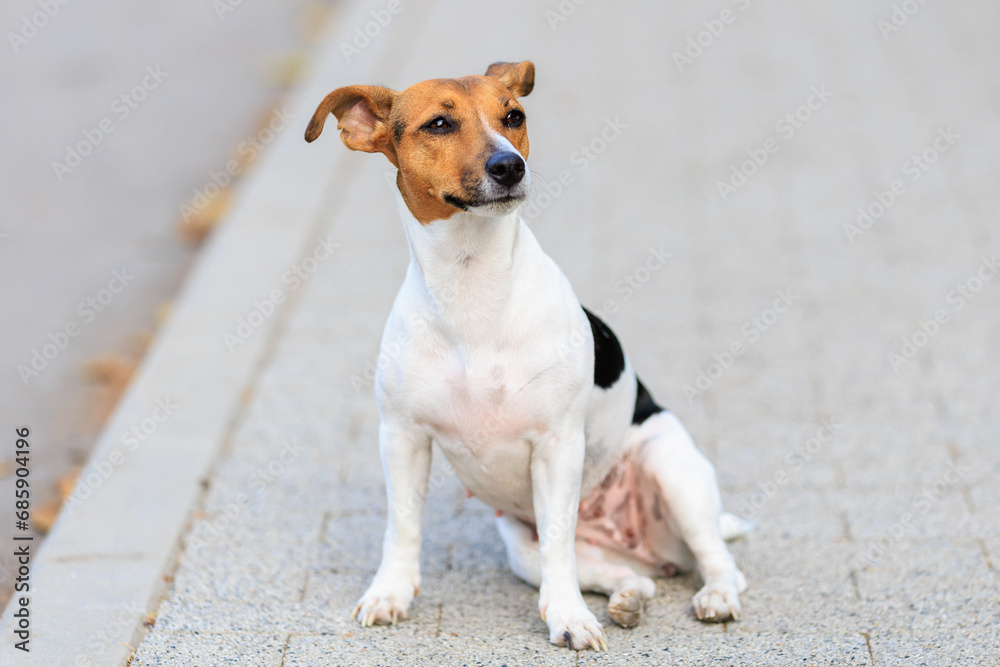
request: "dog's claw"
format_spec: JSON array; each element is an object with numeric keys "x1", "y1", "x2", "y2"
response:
[
  {"x1": 584, "y1": 631, "x2": 608, "y2": 652},
  {"x1": 353, "y1": 579, "x2": 416, "y2": 628},
  {"x1": 546, "y1": 604, "x2": 605, "y2": 651},
  {"x1": 693, "y1": 576, "x2": 743, "y2": 623}
]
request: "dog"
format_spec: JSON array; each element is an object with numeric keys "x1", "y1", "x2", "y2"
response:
[{"x1": 305, "y1": 61, "x2": 749, "y2": 651}]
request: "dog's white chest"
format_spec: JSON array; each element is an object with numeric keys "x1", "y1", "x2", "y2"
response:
[
  {"x1": 375, "y1": 215, "x2": 595, "y2": 518},
  {"x1": 413, "y1": 349, "x2": 560, "y2": 515}
]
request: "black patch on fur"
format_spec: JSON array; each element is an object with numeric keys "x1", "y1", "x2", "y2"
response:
[
  {"x1": 392, "y1": 120, "x2": 405, "y2": 143},
  {"x1": 632, "y1": 377, "x2": 665, "y2": 424},
  {"x1": 582, "y1": 307, "x2": 625, "y2": 389}
]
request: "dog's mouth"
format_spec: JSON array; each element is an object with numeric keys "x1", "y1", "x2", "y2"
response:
[{"x1": 443, "y1": 191, "x2": 527, "y2": 212}]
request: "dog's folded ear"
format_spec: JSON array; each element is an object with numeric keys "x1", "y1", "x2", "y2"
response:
[
  {"x1": 305, "y1": 85, "x2": 399, "y2": 162},
  {"x1": 485, "y1": 61, "x2": 535, "y2": 98}
]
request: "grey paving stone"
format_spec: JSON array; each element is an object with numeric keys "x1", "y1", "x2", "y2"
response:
[
  {"x1": 726, "y1": 488, "x2": 846, "y2": 543},
  {"x1": 714, "y1": 420, "x2": 845, "y2": 492},
  {"x1": 132, "y1": 632, "x2": 287, "y2": 667},
  {"x1": 182, "y1": 501, "x2": 327, "y2": 548},
  {"x1": 981, "y1": 536, "x2": 1000, "y2": 574},
  {"x1": 171, "y1": 538, "x2": 315, "y2": 603},
  {"x1": 284, "y1": 632, "x2": 578, "y2": 667},
  {"x1": 854, "y1": 539, "x2": 1000, "y2": 638},
  {"x1": 579, "y1": 632, "x2": 873, "y2": 666},
  {"x1": 317, "y1": 515, "x2": 386, "y2": 575},
  {"x1": 153, "y1": 597, "x2": 298, "y2": 635},
  {"x1": 729, "y1": 538, "x2": 865, "y2": 636},
  {"x1": 868, "y1": 628, "x2": 1000, "y2": 667},
  {"x1": 966, "y1": 480, "x2": 1000, "y2": 539},
  {"x1": 837, "y1": 440, "x2": 972, "y2": 492},
  {"x1": 842, "y1": 487, "x2": 974, "y2": 541}
]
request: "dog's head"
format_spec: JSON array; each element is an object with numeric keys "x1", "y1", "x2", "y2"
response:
[{"x1": 305, "y1": 61, "x2": 534, "y2": 224}]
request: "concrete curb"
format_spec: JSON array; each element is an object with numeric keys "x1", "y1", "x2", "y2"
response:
[{"x1": 0, "y1": 2, "x2": 383, "y2": 664}]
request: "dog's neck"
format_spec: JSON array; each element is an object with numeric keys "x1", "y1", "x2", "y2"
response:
[{"x1": 394, "y1": 187, "x2": 524, "y2": 344}]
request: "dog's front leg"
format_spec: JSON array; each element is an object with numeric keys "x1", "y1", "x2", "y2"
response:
[
  {"x1": 531, "y1": 427, "x2": 607, "y2": 651},
  {"x1": 353, "y1": 422, "x2": 432, "y2": 626}
]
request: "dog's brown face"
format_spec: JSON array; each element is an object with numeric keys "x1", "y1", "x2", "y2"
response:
[{"x1": 305, "y1": 61, "x2": 534, "y2": 224}]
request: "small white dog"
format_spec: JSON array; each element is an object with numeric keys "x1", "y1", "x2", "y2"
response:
[{"x1": 306, "y1": 61, "x2": 749, "y2": 651}]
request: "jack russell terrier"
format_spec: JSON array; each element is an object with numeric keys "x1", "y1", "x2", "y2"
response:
[{"x1": 305, "y1": 61, "x2": 749, "y2": 652}]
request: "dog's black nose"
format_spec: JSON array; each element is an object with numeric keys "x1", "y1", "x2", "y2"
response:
[{"x1": 486, "y1": 152, "x2": 525, "y2": 188}]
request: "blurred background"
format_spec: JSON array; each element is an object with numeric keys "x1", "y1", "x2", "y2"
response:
[{"x1": 0, "y1": 0, "x2": 338, "y2": 604}]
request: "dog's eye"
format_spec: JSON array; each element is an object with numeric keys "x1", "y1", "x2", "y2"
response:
[
  {"x1": 504, "y1": 109, "x2": 525, "y2": 128},
  {"x1": 424, "y1": 117, "x2": 453, "y2": 133}
]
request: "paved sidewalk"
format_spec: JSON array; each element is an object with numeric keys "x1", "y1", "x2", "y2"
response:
[{"x1": 33, "y1": 0, "x2": 1000, "y2": 665}]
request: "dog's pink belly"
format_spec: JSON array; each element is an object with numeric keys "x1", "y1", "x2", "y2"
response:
[{"x1": 575, "y1": 448, "x2": 678, "y2": 575}]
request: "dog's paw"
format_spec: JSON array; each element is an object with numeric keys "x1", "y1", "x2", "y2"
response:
[
  {"x1": 607, "y1": 576, "x2": 655, "y2": 628},
  {"x1": 352, "y1": 576, "x2": 418, "y2": 626},
  {"x1": 692, "y1": 571, "x2": 743, "y2": 622},
  {"x1": 542, "y1": 601, "x2": 607, "y2": 651},
  {"x1": 607, "y1": 588, "x2": 643, "y2": 628}
]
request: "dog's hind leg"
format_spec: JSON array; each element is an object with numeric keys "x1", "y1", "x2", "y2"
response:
[
  {"x1": 634, "y1": 412, "x2": 747, "y2": 622},
  {"x1": 496, "y1": 514, "x2": 656, "y2": 628}
]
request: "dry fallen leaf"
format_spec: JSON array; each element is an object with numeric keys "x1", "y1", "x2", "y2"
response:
[
  {"x1": 179, "y1": 187, "x2": 231, "y2": 244},
  {"x1": 299, "y1": 2, "x2": 332, "y2": 43},
  {"x1": 84, "y1": 354, "x2": 139, "y2": 426},
  {"x1": 32, "y1": 497, "x2": 62, "y2": 535},
  {"x1": 55, "y1": 466, "x2": 81, "y2": 500},
  {"x1": 261, "y1": 51, "x2": 309, "y2": 87},
  {"x1": 154, "y1": 301, "x2": 172, "y2": 327},
  {"x1": 84, "y1": 355, "x2": 136, "y2": 386}
]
